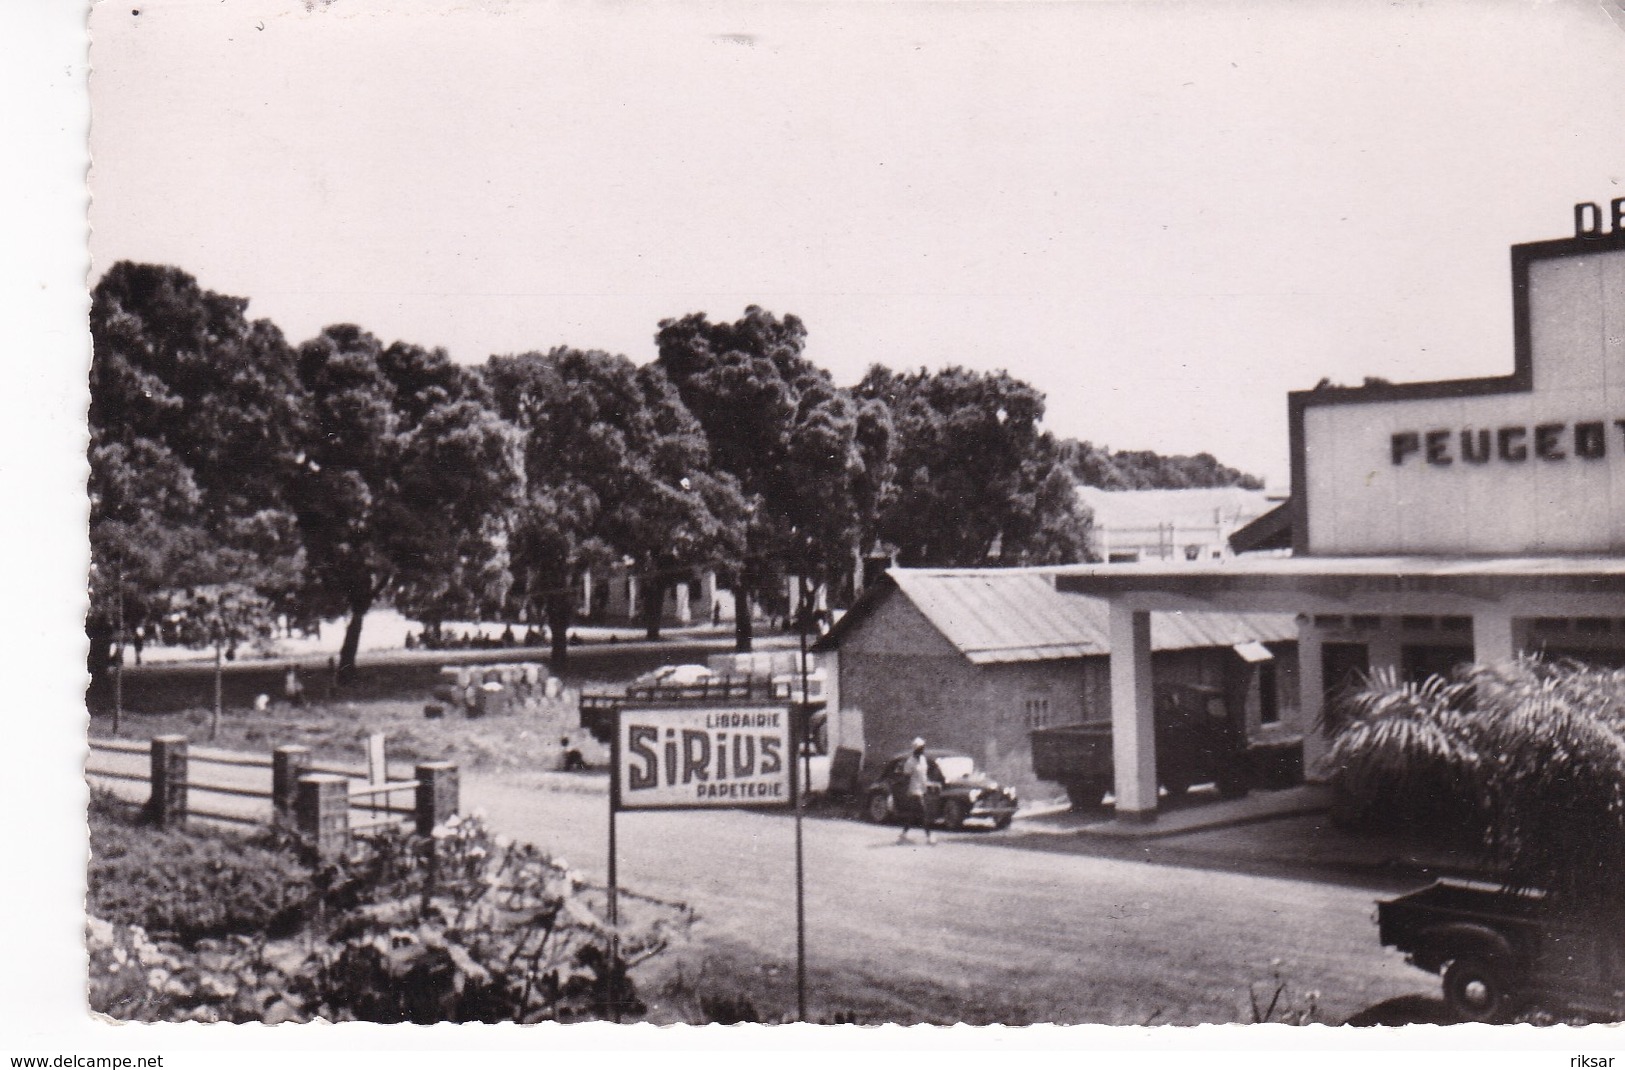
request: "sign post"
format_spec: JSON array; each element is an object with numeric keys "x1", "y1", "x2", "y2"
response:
[
  {"x1": 609, "y1": 701, "x2": 800, "y2": 1019},
  {"x1": 796, "y1": 620, "x2": 812, "y2": 1021}
]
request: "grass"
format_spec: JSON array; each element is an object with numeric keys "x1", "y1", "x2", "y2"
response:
[{"x1": 92, "y1": 692, "x2": 618, "y2": 774}]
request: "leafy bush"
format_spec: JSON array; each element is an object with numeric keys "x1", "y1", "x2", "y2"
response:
[
  {"x1": 88, "y1": 793, "x2": 316, "y2": 942},
  {"x1": 87, "y1": 811, "x2": 692, "y2": 1023},
  {"x1": 1324, "y1": 658, "x2": 1625, "y2": 904}
]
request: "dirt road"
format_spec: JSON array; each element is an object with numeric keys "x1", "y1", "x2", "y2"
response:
[{"x1": 86, "y1": 746, "x2": 1428, "y2": 1024}]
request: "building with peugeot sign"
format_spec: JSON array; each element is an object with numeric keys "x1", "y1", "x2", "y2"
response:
[{"x1": 1055, "y1": 206, "x2": 1625, "y2": 822}]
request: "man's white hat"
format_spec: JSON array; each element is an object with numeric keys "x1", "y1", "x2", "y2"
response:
[{"x1": 911, "y1": 737, "x2": 925, "y2": 749}]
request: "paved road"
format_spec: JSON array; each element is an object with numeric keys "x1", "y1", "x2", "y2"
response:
[{"x1": 87, "y1": 746, "x2": 1430, "y2": 1024}]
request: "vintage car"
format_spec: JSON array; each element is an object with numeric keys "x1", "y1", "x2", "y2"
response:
[
  {"x1": 633, "y1": 663, "x2": 717, "y2": 687},
  {"x1": 862, "y1": 749, "x2": 1019, "y2": 831},
  {"x1": 1378, "y1": 879, "x2": 1625, "y2": 1022}
]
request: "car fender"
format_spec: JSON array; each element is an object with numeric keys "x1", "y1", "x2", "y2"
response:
[{"x1": 1412, "y1": 923, "x2": 1519, "y2": 975}]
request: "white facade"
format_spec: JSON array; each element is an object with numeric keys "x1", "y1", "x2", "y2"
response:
[{"x1": 1303, "y1": 245, "x2": 1625, "y2": 555}]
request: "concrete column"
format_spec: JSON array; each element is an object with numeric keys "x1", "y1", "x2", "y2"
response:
[
  {"x1": 627, "y1": 575, "x2": 640, "y2": 619},
  {"x1": 295, "y1": 774, "x2": 350, "y2": 860},
  {"x1": 149, "y1": 735, "x2": 189, "y2": 829},
  {"x1": 1108, "y1": 602, "x2": 1158, "y2": 821},
  {"x1": 1296, "y1": 622, "x2": 1329, "y2": 779},
  {"x1": 1473, "y1": 610, "x2": 1518, "y2": 668},
  {"x1": 580, "y1": 569, "x2": 593, "y2": 617},
  {"x1": 675, "y1": 579, "x2": 691, "y2": 624},
  {"x1": 271, "y1": 745, "x2": 312, "y2": 826},
  {"x1": 415, "y1": 761, "x2": 460, "y2": 835}
]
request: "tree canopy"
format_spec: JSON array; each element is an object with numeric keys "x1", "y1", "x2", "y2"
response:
[
  {"x1": 656, "y1": 307, "x2": 889, "y2": 648},
  {"x1": 1064, "y1": 440, "x2": 1264, "y2": 491},
  {"x1": 88, "y1": 259, "x2": 1266, "y2": 683},
  {"x1": 87, "y1": 263, "x2": 305, "y2": 676},
  {"x1": 856, "y1": 365, "x2": 1092, "y2": 568},
  {"x1": 290, "y1": 327, "x2": 522, "y2": 678}
]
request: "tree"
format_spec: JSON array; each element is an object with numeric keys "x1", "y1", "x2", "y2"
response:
[
  {"x1": 484, "y1": 349, "x2": 744, "y2": 660},
  {"x1": 88, "y1": 263, "x2": 305, "y2": 682},
  {"x1": 1325, "y1": 658, "x2": 1625, "y2": 909},
  {"x1": 620, "y1": 365, "x2": 748, "y2": 641},
  {"x1": 290, "y1": 328, "x2": 522, "y2": 681},
  {"x1": 154, "y1": 582, "x2": 278, "y2": 740},
  {"x1": 655, "y1": 307, "x2": 890, "y2": 650},
  {"x1": 1063, "y1": 440, "x2": 1265, "y2": 491},
  {"x1": 856, "y1": 365, "x2": 1092, "y2": 567}
]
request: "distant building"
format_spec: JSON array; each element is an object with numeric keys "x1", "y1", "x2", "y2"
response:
[
  {"x1": 813, "y1": 567, "x2": 1299, "y2": 798},
  {"x1": 1077, "y1": 486, "x2": 1281, "y2": 564},
  {"x1": 579, "y1": 564, "x2": 718, "y2": 627}
]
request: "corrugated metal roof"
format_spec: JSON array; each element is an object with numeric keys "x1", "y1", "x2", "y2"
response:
[{"x1": 886, "y1": 568, "x2": 1295, "y2": 665}]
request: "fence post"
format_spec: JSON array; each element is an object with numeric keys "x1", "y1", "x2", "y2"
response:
[
  {"x1": 415, "y1": 761, "x2": 459, "y2": 835},
  {"x1": 149, "y1": 735, "x2": 189, "y2": 829},
  {"x1": 271, "y1": 745, "x2": 312, "y2": 826},
  {"x1": 295, "y1": 774, "x2": 350, "y2": 860}
]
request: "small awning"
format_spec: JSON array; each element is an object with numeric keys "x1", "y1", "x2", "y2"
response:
[{"x1": 1231, "y1": 641, "x2": 1274, "y2": 663}]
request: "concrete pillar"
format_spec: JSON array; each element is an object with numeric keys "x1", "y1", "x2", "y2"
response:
[
  {"x1": 295, "y1": 774, "x2": 349, "y2": 860},
  {"x1": 675, "y1": 579, "x2": 691, "y2": 624},
  {"x1": 149, "y1": 735, "x2": 189, "y2": 830},
  {"x1": 271, "y1": 744, "x2": 312, "y2": 825},
  {"x1": 1296, "y1": 622, "x2": 1329, "y2": 779},
  {"x1": 701, "y1": 571, "x2": 718, "y2": 620},
  {"x1": 415, "y1": 761, "x2": 460, "y2": 835},
  {"x1": 580, "y1": 569, "x2": 593, "y2": 617},
  {"x1": 1108, "y1": 602, "x2": 1158, "y2": 821},
  {"x1": 1473, "y1": 610, "x2": 1518, "y2": 668},
  {"x1": 627, "y1": 575, "x2": 640, "y2": 620}
]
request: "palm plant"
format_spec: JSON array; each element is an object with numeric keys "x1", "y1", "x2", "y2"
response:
[
  {"x1": 1324, "y1": 658, "x2": 1625, "y2": 908},
  {"x1": 1323, "y1": 668, "x2": 1484, "y2": 838}
]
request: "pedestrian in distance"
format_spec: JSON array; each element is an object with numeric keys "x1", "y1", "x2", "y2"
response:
[
  {"x1": 283, "y1": 663, "x2": 306, "y2": 708},
  {"x1": 895, "y1": 737, "x2": 944, "y2": 845}
]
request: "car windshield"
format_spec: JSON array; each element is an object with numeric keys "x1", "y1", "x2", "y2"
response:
[{"x1": 935, "y1": 756, "x2": 976, "y2": 781}]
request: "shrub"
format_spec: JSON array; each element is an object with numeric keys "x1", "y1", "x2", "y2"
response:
[
  {"x1": 88, "y1": 793, "x2": 316, "y2": 943},
  {"x1": 87, "y1": 812, "x2": 693, "y2": 1023},
  {"x1": 1324, "y1": 658, "x2": 1625, "y2": 905}
]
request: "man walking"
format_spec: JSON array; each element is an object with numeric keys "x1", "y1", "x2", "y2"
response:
[{"x1": 896, "y1": 737, "x2": 944, "y2": 845}]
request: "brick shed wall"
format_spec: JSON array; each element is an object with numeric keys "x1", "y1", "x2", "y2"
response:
[{"x1": 833, "y1": 587, "x2": 1300, "y2": 801}]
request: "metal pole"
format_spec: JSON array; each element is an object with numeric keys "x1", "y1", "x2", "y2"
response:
[
  {"x1": 795, "y1": 596, "x2": 810, "y2": 1022},
  {"x1": 608, "y1": 715, "x2": 621, "y2": 1024},
  {"x1": 112, "y1": 565, "x2": 124, "y2": 736},
  {"x1": 211, "y1": 640, "x2": 223, "y2": 742},
  {"x1": 608, "y1": 804, "x2": 619, "y2": 1022}
]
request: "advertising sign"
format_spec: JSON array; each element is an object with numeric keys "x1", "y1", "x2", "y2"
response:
[{"x1": 613, "y1": 704, "x2": 797, "y2": 812}]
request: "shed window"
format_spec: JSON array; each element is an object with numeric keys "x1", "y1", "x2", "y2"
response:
[{"x1": 1022, "y1": 697, "x2": 1053, "y2": 730}]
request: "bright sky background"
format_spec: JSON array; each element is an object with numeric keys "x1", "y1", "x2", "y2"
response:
[{"x1": 88, "y1": 0, "x2": 1625, "y2": 486}]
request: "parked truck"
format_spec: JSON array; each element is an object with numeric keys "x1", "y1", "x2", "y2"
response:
[
  {"x1": 1030, "y1": 683, "x2": 1248, "y2": 809},
  {"x1": 1377, "y1": 879, "x2": 1625, "y2": 1022}
]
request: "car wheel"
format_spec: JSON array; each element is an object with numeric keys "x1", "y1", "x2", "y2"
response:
[
  {"x1": 943, "y1": 798, "x2": 970, "y2": 831},
  {"x1": 865, "y1": 791, "x2": 892, "y2": 824},
  {"x1": 1442, "y1": 957, "x2": 1516, "y2": 1024},
  {"x1": 992, "y1": 814, "x2": 1013, "y2": 831}
]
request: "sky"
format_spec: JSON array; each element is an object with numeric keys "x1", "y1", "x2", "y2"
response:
[{"x1": 86, "y1": 0, "x2": 1625, "y2": 487}]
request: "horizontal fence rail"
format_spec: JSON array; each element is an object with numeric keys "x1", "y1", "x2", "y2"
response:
[{"x1": 86, "y1": 735, "x2": 460, "y2": 857}]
